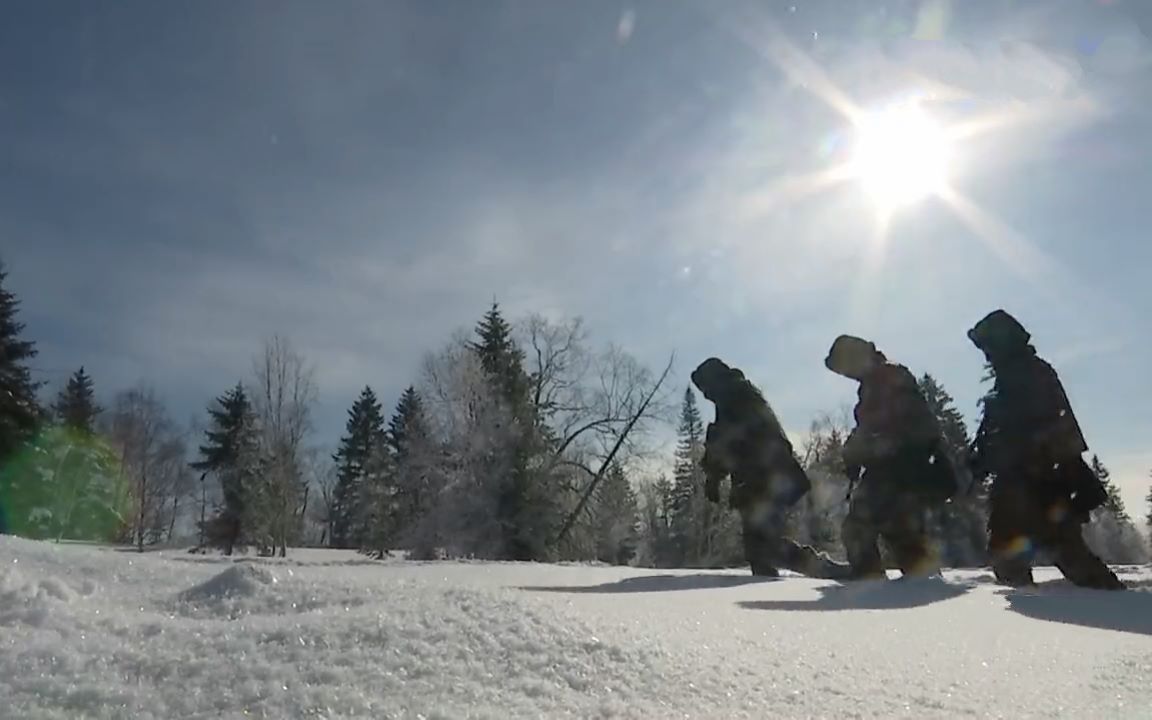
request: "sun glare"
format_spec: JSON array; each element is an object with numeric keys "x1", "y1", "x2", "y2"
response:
[{"x1": 850, "y1": 101, "x2": 953, "y2": 210}]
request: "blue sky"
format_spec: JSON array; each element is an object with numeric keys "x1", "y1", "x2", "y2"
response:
[{"x1": 3, "y1": 0, "x2": 1151, "y2": 514}]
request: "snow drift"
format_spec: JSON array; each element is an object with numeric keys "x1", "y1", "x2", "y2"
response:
[{"x1": 1, "y1": 536, "x2": 1151, "y2": 719}]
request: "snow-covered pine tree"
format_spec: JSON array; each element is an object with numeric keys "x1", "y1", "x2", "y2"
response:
[
  {"x1": 53, "y1": 367, "x2": 100, "y2": 433},
  {"x1": 0, "y1": 261, "x2": 42, "y2": 464},
  {"x1": 7, "y1": 366, "x2": 123, "y2": 542},
  {"x1": 0, "y1": 261, "x2": 46, "y2": 536},
  {"x1": 469, "y1": 302, "x2": 556, "y2": 561},
  {"x1": 192, "y1": 383, "x2": 259, "y2": 555},
  {"x1": 918, "y1": 373, "x2": 986, "y2": 567},
  {"x1": 331, "y1": 386, "x2": 386, "y2": 549},
  {"x1": 1146, "y1": 473, "x2": 1152, "y2": 557},
  {"x1": 669, "y1": 386, "x2": 744, "y2": 566},
  {"x1": 1091, "y1": 456, "x2": 1125, "y2": 517},
  {"x1": 470, "y1": 303, "x2": 531, "y2": 414},
  {"x1": 1082, "y1": 455, "x2": 1148, "y2": 565},
  {"x1": 1147, "y1": 471, "x2": 1152, "y2": 555},
  {"x1": 387, "y1": 386, "x2": 433, "y2": 546},
  {"x1": 796, "y1": 413, "x2": 850, "y2": 558},
  {"x1": 635, "y1": 474, "x2": 677, "y2": 567},
  {"x1": 670, "y1": 387, "x2": 705, "y2": 566},
  {"x1": 591, "y1": 462, "x2": 640, "y2": 565}
]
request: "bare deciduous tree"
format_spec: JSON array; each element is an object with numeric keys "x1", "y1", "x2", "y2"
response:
[
  {"x1": 103, "y1": 386, "x2": 188, "y2": 551},
  {"x1": 250, "y1": 335, "x2": 317, "y2": 557},
  {"x1": 303, "y1": 445, "x2": 338, "y2": 547},
  {"x1": 520, "y1": 314, "x2": 675, "y2": 480}
]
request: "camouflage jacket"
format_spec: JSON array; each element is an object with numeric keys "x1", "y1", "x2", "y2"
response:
[
  {"x1": 843, "y1": 363, "x2": 940, "y2": 469},
  {"x1": 973, "y1": 354, "x2": 1087, "y2": 473},
  {"x1": 700, "y1": 380, "x2": 795, "y2": 478}
]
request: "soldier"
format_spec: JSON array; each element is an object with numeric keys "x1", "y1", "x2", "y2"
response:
[
  {"x1": 691, "y1": 357, "x2": 851, "y2": 579},
  {"x1": 967, "y1": 310, "x2": 1124, "y2": 590},
  {"x1": 825, "y1": 335, "x2": 956, "y2": 580}
]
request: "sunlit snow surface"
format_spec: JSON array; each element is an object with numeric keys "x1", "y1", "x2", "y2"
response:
[{"x1": 2, "y1": 536, "x2": 1151, "y2": 719}]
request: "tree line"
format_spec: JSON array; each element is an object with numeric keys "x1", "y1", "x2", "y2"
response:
[{"x1": 0, "y1": 259, "x2": 1147, "y2": 567}]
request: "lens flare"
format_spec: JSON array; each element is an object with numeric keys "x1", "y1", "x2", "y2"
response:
[{"x1": 850, "y1": 101, "x2": 954, "y2": 210}]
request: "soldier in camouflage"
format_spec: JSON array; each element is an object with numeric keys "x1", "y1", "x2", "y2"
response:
[
  {"x1": 825, "y1": 335, "x2": 956, "y2": 580},
  {"x1": 691, "y1": 357, "x2": 851, "y2": 578},
  {"x1": 968, "y1": 310, "x2": 1124, "y2": 590}
]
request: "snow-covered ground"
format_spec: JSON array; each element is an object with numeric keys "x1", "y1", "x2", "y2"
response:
[{"x1": 2, "y1": 537, "x2": 1151, "y2": 720}]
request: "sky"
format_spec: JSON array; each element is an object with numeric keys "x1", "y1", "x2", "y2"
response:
[{"x1": 3, "y1": 0, "x2": 1152, "y2": 515}]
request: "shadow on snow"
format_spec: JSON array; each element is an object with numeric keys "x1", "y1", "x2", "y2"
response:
[
  {"x1": 1000, "y1": 579, "x2": 1152, "y2": 636},
  {"x1": 738, "y1": 577, "x2": 971, "y2": 612},
  {"x1": 520, "y1": 572, "x2": 779, "y2": 594}
]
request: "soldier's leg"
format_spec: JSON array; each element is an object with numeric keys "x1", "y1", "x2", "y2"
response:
[
  {"x1": 1047, "y1": 518, "x2": 1126, "y2": 590},
  {"x1": 740, "y1": 501, "x2": 780, "y2": 577},
  {"x1": 883, "y1": 501, "x2": 942, "y2": 578},
  {"x1": 842, "y1": 489, "x2": 885, "y2": 580},
  {"x1": 741, "y1": 500, "x2": 851, "y2": 579},
  {"x1": 987, "y1": 484, "x2": 1036, "y2": 587},
  {"x1": 775, "y1": 537, "x2": 855, "y2": 579}
]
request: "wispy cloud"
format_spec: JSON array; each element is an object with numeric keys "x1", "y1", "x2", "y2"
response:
[{"x1": 4, "y1": 0, "x2": 1151, "y2": 464}]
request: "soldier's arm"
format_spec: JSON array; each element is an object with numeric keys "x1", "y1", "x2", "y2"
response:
[
  {"x1": 700, "y1": 423, "x2": 730, "y2": 503},
  {"x1": 967, "y1": 415, "x2": 989, "y2": 484}
]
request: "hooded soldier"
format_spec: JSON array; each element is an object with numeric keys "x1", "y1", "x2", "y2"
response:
[
  {"x1": 691, "y1": 357, "x2": 850, "y2": 579},
  {"x1": 825, "y1": 335, "x2": 955, "y2": 580},
  {"x1": 968, "y1": 310, "x2": 1124, "y2": 590}
]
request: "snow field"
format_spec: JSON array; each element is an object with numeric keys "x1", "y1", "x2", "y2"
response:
[{"x1": 2, "y1": 537, "x2": 1151, "y2": 719}]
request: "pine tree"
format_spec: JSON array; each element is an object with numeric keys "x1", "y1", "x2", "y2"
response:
[
  {"x1": 0, "y1": 261, "x2": 42, "y2": 463},
  {"x1": 53, "y1": 367, "x2": 100, "y2": 433},
  {"x1": 918, "y1": 375, "x2": 969, "y2": 460},
  {"x1": 1146, "y1": 473, "x2": 1152, "y2": 555},
  {"x1": 469, "y1": 302, "x2": 530, "y2": 413},
  {"x1": 331, "y1": 386, "x2": 387, "y2": 549},
  {"x1": 469, "y1": 302, "x2": 553, "y2": 561},
  {"x1": 388, "y1": 387, "x2": 431, "y2": 540},
  {"x1": 1083, "y1": 456, "x2": 1147, "y2": 564},
  {"x1": 671, "y1": 386, "x2": 707, "y2": 566},
  {"x1": 1090, "y1": 455, "x2": 1127, "y2": 518},
  {"x1": 919, "y1": 373, "x2": 986, "y2": 568},
  {"x1": 592, "y1": 463, "x2": 640, "y2": 565},
  {"x1": 191, "y1": 383, "x2": 259, "y2": 555},
  {"x1": 636, "y1": 474, "x2": 678, "y2": 567}
]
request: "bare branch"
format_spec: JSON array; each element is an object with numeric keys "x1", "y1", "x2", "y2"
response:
[{"x1": 554, "y1": 353, "x2": 674, "y2": 546}]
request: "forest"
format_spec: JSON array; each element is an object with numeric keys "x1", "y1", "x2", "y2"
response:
[{"x1": 1, "y1": 260, "x2": 1148, "y2": 568}]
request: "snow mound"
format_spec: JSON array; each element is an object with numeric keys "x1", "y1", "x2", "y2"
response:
[
  {"x1": 0, "y1": 565, "x2": 84, "y2": 627},
  {"x1": 3, "y1": 537, "x2": 1152, "y2": 719},
  {"x1": 178, "y1": 563, "x2": 279, "y2": 603}
]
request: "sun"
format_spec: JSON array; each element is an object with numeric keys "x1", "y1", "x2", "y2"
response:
[{"x1": 849, "y1": 101, "x2": 953, "y2": 210}]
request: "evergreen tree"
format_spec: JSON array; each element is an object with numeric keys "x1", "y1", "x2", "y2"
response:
[
  {"x1": 919, "y1": 373, "x2": 986, "y2": 568},
  {"x1": 388, "y1": 386, "x2": 431, "y2": 539},
  {"x1": 191, "y1": 383, "x2": 258, "y2": 555},
  {"x1": 1146, "y1": 473, "x2": 1152, "y2": 554},
  {"x1": 469, "y1": 302, "x2": 553, "y2": 561},
  {"x1": 592, "y1": 463, "x2": 640, "y2": 565},
  {"x1": 2, "y1": 426, "x2": 126, "y2": 542},
  {"x1": 0, "y1": 261, "x2": 42, "y2": 463},
  {"x1": 469, "y1": 302, "x2": 530, "y2": 413},
  {"x1": 1083, "y1": 455, "x2": 1147, "y2": 564},
  {"x1": 636, "y1": 474, "x2": 677, "y2": 567},
  {"x1": 1090, "y1": 455, "x2": 1127, "y2": 518},
  {"x1": 53, "y1": 367, "x2": 100, "y2": 433},
  {"x1": 331, "y1": 386, "x2": 386, "y2": 549},
  {"x1": 671, "y1": 386, "x2": 708, "y2": 566},
  {"x1": 918, "y1": 375, "x2": 969, "y2": 460}
]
